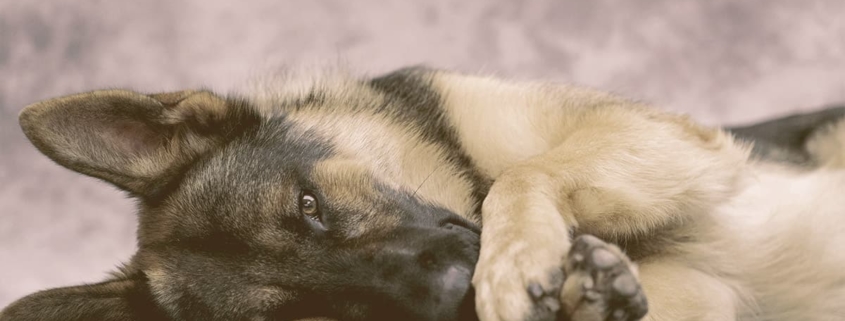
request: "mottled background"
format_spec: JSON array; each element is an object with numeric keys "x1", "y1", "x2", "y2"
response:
[{"x1": 1, "y1": 0, "x2": 844, "y2": 307}]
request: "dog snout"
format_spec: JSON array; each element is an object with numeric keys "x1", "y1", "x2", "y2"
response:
[{"x1": 367, "y1": 227, "x2": 479, "y2": 320}]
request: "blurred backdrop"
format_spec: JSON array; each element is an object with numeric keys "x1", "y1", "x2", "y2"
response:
[{"x1": 1, "y1": 0, "x2": 844, "y2": 307}]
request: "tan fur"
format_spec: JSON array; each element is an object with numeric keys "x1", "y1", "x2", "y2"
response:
[
  {"x1": 289, "y1": 111, "x2": 477, "y2": 221},
  {"x1": 18, "y1": 89, "x2": 233, "y2": 195},
  {"x1": 426, "y1": 71, "x2": 845, "y2": 321},
  {"x1": 243, "y1": 71, "x2": 481, "y2": 221},
  {"x1": 6, "y1": 67, "x2": 845, "y2": 321},
  {"x1": 807, "y1": 119, "x2": 845, "y2": 167}
]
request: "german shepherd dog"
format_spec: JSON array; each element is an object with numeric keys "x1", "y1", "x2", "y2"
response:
[{"x1": 2, "y1": 67, "x2": 845, "y2": 321}]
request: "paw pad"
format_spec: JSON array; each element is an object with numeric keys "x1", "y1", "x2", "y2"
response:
[{"x1": 559, "y1": 235, "x2": 648, "y2": 321}]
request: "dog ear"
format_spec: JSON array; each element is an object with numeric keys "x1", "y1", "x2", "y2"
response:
[
  {"x1": 0, "y1": 277, "x2": 168, "y2": 321},
  {"x1": 19, "y1": 89, "x2": 260, "y2": 197}
]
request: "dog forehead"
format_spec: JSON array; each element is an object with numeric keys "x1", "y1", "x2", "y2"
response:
[{"x1": 137, "y1": 131, "x2": 323, "y2": 242}]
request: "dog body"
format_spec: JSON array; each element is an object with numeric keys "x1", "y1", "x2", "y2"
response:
[{"x1": 2, "y1": 67, "x2": 844, "y2": 321}]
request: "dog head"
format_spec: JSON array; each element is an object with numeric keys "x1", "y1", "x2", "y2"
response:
[{"x1": 3, "y1": 85, "x2": 481, "y2": 321}]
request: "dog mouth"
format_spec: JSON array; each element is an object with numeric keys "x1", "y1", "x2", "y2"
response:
[
  {"x1": 433, "y1": 214, "x2": 482, "y2": 320},
  {"x1": 432, "y1": 219, "x2": 482, "y2": 321},
  {"x1": 456, "y1": 287, "x2": 480, "y2": 321}
]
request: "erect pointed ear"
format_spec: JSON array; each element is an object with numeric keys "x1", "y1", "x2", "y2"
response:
[
  {"x1": 19, "y1": 89, "x2": 260, "y2": 197},
  {"x1": 0, "y1": 276, "x2": 168, "y2": 321}
]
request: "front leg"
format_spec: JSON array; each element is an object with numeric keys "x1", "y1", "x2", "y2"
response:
[
  {"x1": 472, "y1": 107, "x2": 750, "y2": 321},
  {"x1": 473, "y1": 170, "x2": 572, "y2": 321}
]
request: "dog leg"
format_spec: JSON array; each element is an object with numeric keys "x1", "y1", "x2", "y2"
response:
[
  {"x1": 472, "y1": 107, "x2": 750, "y2": 321},
  {"x1": 635, "y1": 259, "x2": 744, "y2": 321}
]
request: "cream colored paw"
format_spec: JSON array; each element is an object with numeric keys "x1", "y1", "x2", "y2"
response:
[{"x1": 472, "y1": 227, "x2": 569, "y2": 321}]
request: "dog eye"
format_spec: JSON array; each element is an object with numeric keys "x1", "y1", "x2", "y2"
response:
[{"x1": 299, "y1": 191, "x2": 321, "y2": 221}]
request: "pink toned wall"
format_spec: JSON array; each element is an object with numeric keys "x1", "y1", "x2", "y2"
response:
[{"x1": 1, "y1": 0, "x2": 844, "y2": 307}]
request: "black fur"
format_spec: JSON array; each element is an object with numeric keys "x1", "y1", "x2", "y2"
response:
[
  {"x1": 130, "y1": 99, "x2": 480, "y2": 320},
  {"x1": 727, "y1": 105, "x2": 845, "y2": 165},
  {"x1": 369, "y1": 67, "x2": 492, "y2": 222},
  {"x1": 5, "y1": 73, "x2": 842, "y2": 321}
]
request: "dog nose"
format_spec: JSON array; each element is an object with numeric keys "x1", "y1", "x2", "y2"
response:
[{"x1": 370, "y1": 227, "x2": 479, "y2": 321}]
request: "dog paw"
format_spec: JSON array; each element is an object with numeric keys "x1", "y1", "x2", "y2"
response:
[
  {"x1": 559, "y1": 235, "x2": 648, "y2": 321},
  {"x1": 472, "y1": 233, "x2": 568, "y2": 321}
]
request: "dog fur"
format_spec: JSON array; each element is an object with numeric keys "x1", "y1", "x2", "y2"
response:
[{"x1": 2, "y1": 67, "x2": 844, "y2": 321}]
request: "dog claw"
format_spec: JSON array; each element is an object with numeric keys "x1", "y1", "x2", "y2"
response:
[
  {"x1": 582, "y1": 277, "x2": 594, "y2": 290},
  {"x1": 528, "y1": 283, "x2": 545, "y2": 300},
  {"x1": 590, "y1": 248, "x2": 620, "y2": 269},
  {"x1": 584, "y1": 290, "x2": 602, "y2": 302}
]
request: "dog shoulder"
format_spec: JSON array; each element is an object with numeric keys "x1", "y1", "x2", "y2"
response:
[{"x1": 420, "y1": 70, "x2": 627, "y2": 178}]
